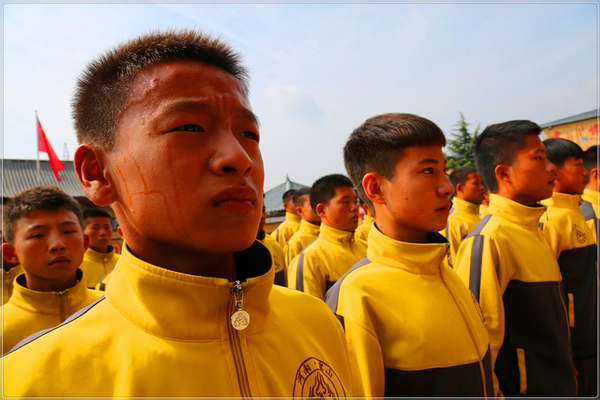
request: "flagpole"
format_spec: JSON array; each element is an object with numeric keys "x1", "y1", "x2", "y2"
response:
[{"x1": 36, "y1": 110, "x2": 40, "y2": 185}]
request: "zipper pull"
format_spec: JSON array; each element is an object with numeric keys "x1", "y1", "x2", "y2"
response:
[{"x1": 231, "y1": 280, "x2": 250, "y2": 330}]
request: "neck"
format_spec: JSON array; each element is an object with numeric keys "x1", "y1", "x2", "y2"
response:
[
  {"x1": 372, "y1": 213, "x2": 428, "y2": 243},
  {"x1": 90, "y1": 244, "x2": 110, "y2": 254},
  {"x1": 24, "y1": 271, "x2": 78, "y2": 292},
  {"x1": 496, "y1": 187, "x2": 539, "y2": 207}
]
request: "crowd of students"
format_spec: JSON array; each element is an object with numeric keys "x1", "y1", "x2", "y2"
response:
[{"x1": 1, "y1": 27, "x2": 598, "y2": 398}]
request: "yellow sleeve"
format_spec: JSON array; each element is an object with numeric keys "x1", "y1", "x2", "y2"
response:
[{"x1": 446, "y1": 219, "x2": 468, "y2": 268}]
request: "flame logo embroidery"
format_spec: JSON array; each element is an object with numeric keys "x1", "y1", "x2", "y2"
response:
[{"x1": 308, "y1": 372, "x2": 336, "y2": 399}]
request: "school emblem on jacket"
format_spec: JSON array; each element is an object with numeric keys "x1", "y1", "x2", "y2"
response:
[
  {"x1": 573, "y1": 224, "x2": 586, "y2": 244},
  {"x1": 293, "y1": 357, "x2": 347, "y2": 399}
]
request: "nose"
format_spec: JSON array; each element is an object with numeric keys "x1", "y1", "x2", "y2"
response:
[
  {"x1": 546, "y1": 159, "x2": 557, "y2": 174},
  {"x1": 48, "y1": 231, "x2": 66, "y2": 252},
  {"x1": 440, "y1": 176, "x2": 455, "y2": 197},
  {"x1": 210, "y1": 132, "x2": 255, "y2": 177}
]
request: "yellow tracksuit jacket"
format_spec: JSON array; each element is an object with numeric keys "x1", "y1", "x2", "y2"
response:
[
  {"x1": 454, "y1": 194, "x2": 577, "y2": 397},
  {"x1": 325, "y1": 226, "x2": 494, "y2": 398},
  {"x1": 288, "y1": 224, "x2": 367, "y2": 300},
  {"x1": 581, "y1": 188, "x2": 598, "y2": 243},
  {"x1": 2, "y1": 269, "x2": 101, "y2": 353},
  {"x1": 479, "y1": 204, "x2": 489, "y2": 218},
  {"x1": 258, "y1": 231, "x2": 287, "y2": 286},
  {"x1": 270, "y1": 212, "x2": 301, "y2": 248},
  {"x1": 3, "y1": 241, "x2": 353, "y2": 397},
  {"x1": 440, "y1": 197, "x2": 480, "y2": 268},
  {"x1": 2, "y1": 265, "x2": 23, "y2": 305},
  {"x1": 79, "y1": 246, "x2": 120, "y2": 289},
  {"x1": 284, "y1": 220, "x2": 320, "y2": 266},
  {"x1": 354, "y1": 214, "x2": 374, "y2": 245},
  {"x1": 540, "y1": 192, "x2": 597, "y2": 396}
]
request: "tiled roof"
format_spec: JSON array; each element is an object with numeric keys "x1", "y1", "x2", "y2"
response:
[
  {"x1": 2, "y1": 159, "x2": 87, "y2": 198},
  {"x1": 264, "y1": 175, "x2": 308, "y2": 214},
  {"x1": 540, "y1": 109, "x2": 599, "y2": 129}
]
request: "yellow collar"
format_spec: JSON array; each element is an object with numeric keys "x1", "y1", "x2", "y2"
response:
[
  {"x1": 84, "y1": 246, "x2": 116, "y2": 263},
  {"x1": 451, "y1": 197, "x2": 480, "y2": 214},
  {"x1": 286, "y1": 212, "x2": 301, "y2": 224},
  {"x1": 362, "y1": 215, "x2": 375, "y2": 225},
  {"x1": 488, "y1": 194, "x2": 546, "y2": 228},
  {"x1": 366, "y1": 225, "x2": 448, "y2": 275},
  {"x1": 541, "y1": 192, "x2": 582, "y2": 211},
  {"x1": 319, "y1": 224, "x2": 356, "y2": 247},
  {"x1": 106, "y1": 242, "x2": 274, "y2": 341},
  {"x1": 583, "y1": 188, "x2": 598, "y2": 205},
  {"x1": 299, "y1": 219, "x2": 320, "y2": 236}
]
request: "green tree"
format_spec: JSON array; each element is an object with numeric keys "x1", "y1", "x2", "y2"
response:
[{"x1": 445, "y1": 112, "x2": 480, "y2": 170}]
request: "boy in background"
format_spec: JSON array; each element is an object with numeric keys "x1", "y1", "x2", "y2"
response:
[
  {"x1": 257, "y1": 204, "x2": 286, "y2": 286},
  {"x1": 288, "y1": 174, "x2": 366, "y2": 300},
  {"x1": 1, "y1": 186, "x2": 101, "y2": 353},
  {"x1": 440, "y1": 166, "x2": 484, "y2": 267},
  {"x1": 3, "y1": 29, "x2": 352, "y2": 397},
  {"x1": 283, "y1": 187, "x2": 321, "y2": 266},
  {"x1": 79, "y1": 207, "x2": 120, "y2": 288},
  {"x1": 581, "y1": 145, "x2": 598, "y2": 242},
  {"x1": 270, "y1": 189, "x2": 300, "y2": 247},
  {"x1": 354, "y1": 198, "x2": 374, "y2": 245},
  {"x1": 540, "y1": 138, "x2": 597, "y2": 397},
  {"x1": 326, "y1": 113, "x2": 493, "y2": 397},
  {"x1": 454, "y1": 120, "x2": 576, "y2": 397}
]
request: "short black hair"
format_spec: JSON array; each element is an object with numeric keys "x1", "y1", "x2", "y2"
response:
[
  {"x1": 310, "y1": 174, "x2": 354, "y2": 214},
  {"x1": 583, "y1": 145, "x2": 598, "y2": 172},
  {"x1": 282, "y1": 189, "x2": 297, "y2": 205},
  {"x1": 3, "y1": 186, "x2": 83, "y2": 245},
  {"x1": 344, "y1": 113, "x2": 446, "y2": 210},
  {"x1": 543, "y1": 138, "x2": 584, "y2": 168},
  {"x1": 474, "y1": 120, "x2": 541, "y2": 193},
  {"x1": 82, "y1": 207, "x2": 113, "y2": 226},
  {"x1": 292, "y1": 187, "x2": 311, "y2": 208},
  {"x1": 449, "y1": 166, "x2": 478, "y2": 189}
]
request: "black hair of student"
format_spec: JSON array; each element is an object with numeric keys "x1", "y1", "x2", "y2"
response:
[
  {"x1": 292, "y1": 187, "x2": 311, "y2": 208},
  {"x1": 310, "y1": 174, "x2": 354, "y2": 214},
  {"x1": 82, "y1": 207, "x2": 113, "y2": 226},
  {"x1": 73, "y1": 28, "x2": 250, "y2": 150},
  {"x1": 583, "y1": 145, "x2": 599, "y2": 172},
  {"x1": 543, "y1": 138, "x2": 584, "y2": 168},
  {"x1": 474, "y1": 120, "x2": 542, "y2": 194},
  {"x1": 344, "y1": 113, "x2": 446, "y2": 210},
  {"x1": 3, "y1": 186, "x2": 83, "y2": 245},
  {"x1": 449, "y1": 166, "x2": 478, "y2": 188},
  {"x1": 282, "y1": 189, "x2": 297, "y2": 205}
]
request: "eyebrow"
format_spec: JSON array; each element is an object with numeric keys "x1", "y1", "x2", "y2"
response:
[
  {"x1": 418, "y1": 157, "x2": 442, "y2": 165},
  {"x1": 159, "y1": 100, "x2": 260, "y2": 126},
  {"x1": 25, "y1": 221, "x2": 78, "y2": 232}
]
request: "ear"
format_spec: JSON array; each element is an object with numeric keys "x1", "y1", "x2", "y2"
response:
[
  {"x1": 2, "y1": 243, "x2": 19, "y2": 265},
  {"x1": 456, "y1": 182, "x2": 465, "y2": 195},
  {"x1": 295, "y1": 205, "x2": 304, "y2": 218},
  {"x1": 495, "y1": 164, "x2": 511, "y2": 185},
  {"x1": 315, "y1": 203, "x2": 327, "y2": 220},
  {"x1": 74, "y1": 144, "x2": 117, "y2": 207},
  {"x1": 82, "y1": 233, "x2": 90, "y2": 252},
  {"x1": 591, "y1": 168, "x2": 599, "y2": 180},
  {"x1": 362, "y1": 173, "x2": 386, "y2": 205}
]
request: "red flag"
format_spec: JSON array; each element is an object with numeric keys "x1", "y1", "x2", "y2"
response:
[{"x1": 37, "y1": 117, "x2": 64, "y2": 181}]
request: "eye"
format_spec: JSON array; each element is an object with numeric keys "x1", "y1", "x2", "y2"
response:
[
  {"x1": 239, "y1": 131, "x2": 259, "y2": 142},
  {"x1": 443, "y1": 168, "x2": 450, "y2": 175},
  {"x1": 171, "y1": 124, "x2": 205, "y2": 132},
  {"x1": 423, "y1": 168, "x2": 434, "y2": 174},
  {"x1": 29, "y1": 233, "x2": 44, "y2": 239}
]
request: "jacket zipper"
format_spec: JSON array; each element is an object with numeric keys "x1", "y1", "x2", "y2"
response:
[
  {"x1": 58, "y1": 291, "x2": 66, "y2": 322},
  {"x1": 228, "y1": 280, "x2": 252, "y2": 399}
]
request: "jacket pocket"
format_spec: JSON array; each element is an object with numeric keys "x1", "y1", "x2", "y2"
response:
[
  {"x1": 517, "y1": 348, "x2": 527, "y2": 395},
  {"x1": 567, "y1": 293, "x2": 575, "y2": 327}
]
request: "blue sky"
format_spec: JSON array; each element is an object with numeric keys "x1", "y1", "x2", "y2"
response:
[{"x1": 3, "y1": 2, "x2": 597, "y2": 191}]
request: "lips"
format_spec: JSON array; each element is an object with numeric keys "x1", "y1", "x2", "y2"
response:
[
  {"x1": 436, "y1": 202, "x2": 451, "y2": 211},
  {"x1": 49, "y1": 256, "x2": 70, "y2": 266},
  {"x1": 213, "y1": 186, "x2": 258, "y2": 211}
]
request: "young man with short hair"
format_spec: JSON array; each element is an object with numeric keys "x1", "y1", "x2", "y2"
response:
[
  {"x1": 1, "y1": 186, "x2": 101, "y2": 353},
  {"x1": 270, "y1": 189, "x2": 300, "y2": 247},
  {"x1": 581, "y1": 145, "x2": 599, "y2": 242},
  {"x1": 288, "y1": 174, "x2": 366, "y2": 300},
  {"x1": 539, "y1": 138, "x2": 597, "y2": 397},
  {"x1": 283, "y1": 187, "x2": 321, "y2": 266},
  {"x1": 2, "y1": 29, "x2": 352, "y2": 397},
  {"x1": 440, "y1": 166, "x2": 484, "y2": 267},
  {"x1": 454, "y1": 120, "x2": 577, "y2": 397},
  {"x1": 326, "y1": 113, "x2": 493, "y2": 397},
  {"x1": 79, "y1": 207, "x2": 120, "y2": 288}
]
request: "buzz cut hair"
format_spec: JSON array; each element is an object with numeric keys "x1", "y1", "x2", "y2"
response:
[
  {"x1": 3, "y1": 186, "x2": 83, "y2": 245},
  {"x1": 474, "y1": 120, "x2": 541, "y2": 194},
  {"x1": 292, "y1": 187, "x2": 311, "y2": 209},
  {"x1": 309, "y1": 174, "x2": 354, "y2": 214},
  {"x1": 82, "y1": 207, "x2": 114, "y2": 226},
  {"x1": 72, "y1": 28, "x2": 250, "y2": 150},
  {"x1": 543, "y1": 138, "x2": 584, "y2": 168},
  {"x1": 449, "y1": 166, "x2": 478, "y2": 189},
  {"x1": 344, "y1": 113, "x2": 446, "y2": 210},
  {"x1": 583, "y1": 145, "x2": 598, "y2": 172}
]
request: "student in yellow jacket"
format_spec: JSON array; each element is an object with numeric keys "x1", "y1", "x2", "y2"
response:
[
  {"x1": 270, "y1": 189, "x2": 301, "y2": 247},
  {"x1": 288, "y1": 174, "x2": 366, "y2": 300},
  {"x1": 581, "y1": 145, "x2": 598, "y2": 242},
  {"x1": 284, "y1": 187, "x2": 321, "y2": 266},
  {"x1": 79, "y1": 208, "x2": 120, "y2": 288},
  {"x1": 454, "y1": 121, "x2": 577, "y2": 397},
  {"x1": 257, "y1": 204, "x2": 286, "y2": 286},
  {"x1": 539, "y1": 138, "x2": 597, "y2": 397},
  {"x1": 354, "y1": 198, "x2": 374, "y2": 246},
  {"x1": 327, "y1": 113, "x2": 493, "y2": 398},
  {"x1": 440, "y1": 166, "x2": 484, "y2": 267},
  {"x1": 2, "y1": 30, "x2": 353, "y2": 397}
]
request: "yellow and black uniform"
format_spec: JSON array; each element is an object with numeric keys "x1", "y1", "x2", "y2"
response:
[
  {"x1": 2, "y1": 269, "x2": 101, "y2": 353},
  {"x1": 581, "y1": 188, "x2": 598, "y2": 243},
  {"x1": 440, "y1": 197, "x2": 480, "y2": 267},
  {"x1": 540, "y1": 192, "x2": 597, "y2": 397},
  {"x1": 2, "y1": 265, "x2": 23, "y2": 305},
  {"x1": 288, "y1": 224, "x2": 367, "y2": 300},
  {"x1": 479, "y1": 204, "x2": 489, "y2": 218},
  {"x1": 354, "y1": 214, "x2": 374, "y2": 245},
  {"x1": 3, "y1": 242, "x2": 352, "y2": 397},
  {"x1": 79, "y1": 246, "x2": 120, "y2": 289},
  {"x1": 270, "y1": 212, "x2": 301, "y2": 248},
  {"x1": 454, "y1": 194, "x2": 577, "y2": 397},
  {"x1": 325, "y1": 226, "x2": 494, "y2": 398},
  {"x1": 257, "y1": 231, "x2": 287, "y2": 286},
  {"x1": 284, "y1": 220, "x2": 320, "y2": 266}
]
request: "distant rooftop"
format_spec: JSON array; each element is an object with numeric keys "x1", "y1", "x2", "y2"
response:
[
  {"x1": 264, "y1": 175, "x2": 308, "y2": 215},
  {"x1": 540, "y1": 109, "x2": 599, "y2": 129}
]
